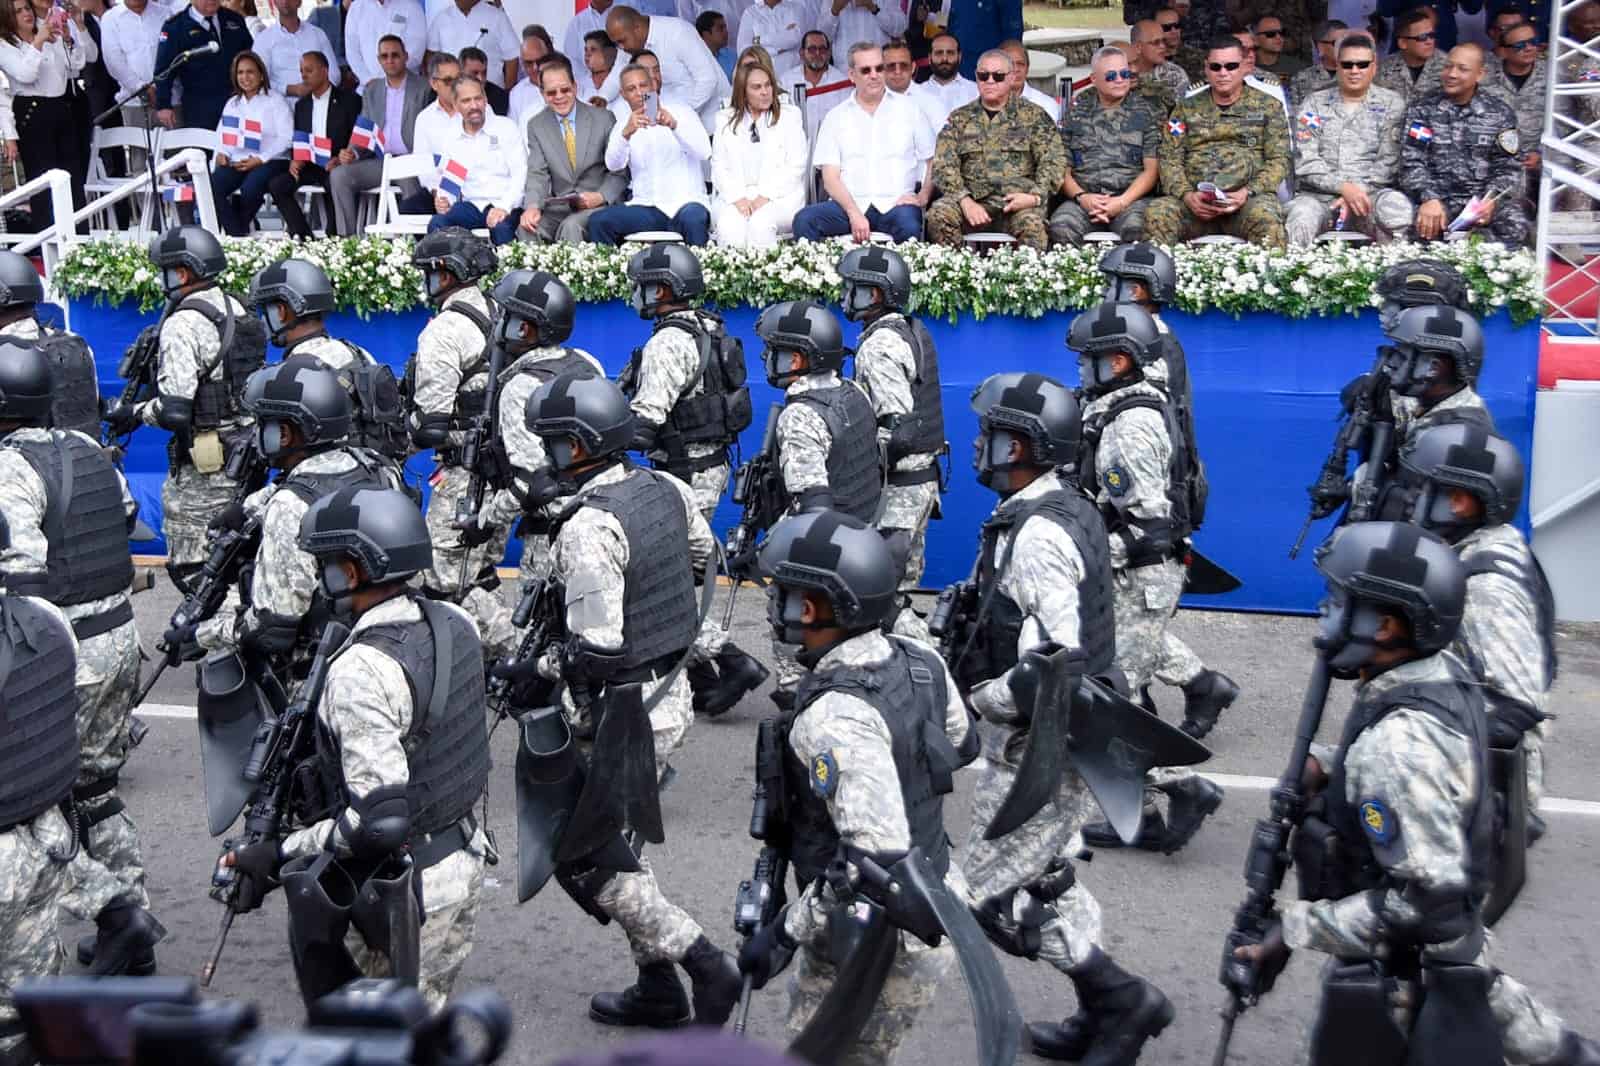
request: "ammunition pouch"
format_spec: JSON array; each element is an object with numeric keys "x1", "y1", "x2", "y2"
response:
[
  {"x1": 1291, "y1": 808, "x2": 1357, "y2": 903},
  {"x1": 282, "y1": 850, "x2": 362, "y2": 1008},
  {"x1": 155, "y1": 395, "x2": 194, "y2": 434},
  {"x1": 410, "y1": 413, "x2": 452, "y2": 451}
]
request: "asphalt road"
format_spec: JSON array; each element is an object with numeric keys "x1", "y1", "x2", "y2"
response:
[{"x1": 97, "y1": 580, "x2": 1600, "y2": 1065}]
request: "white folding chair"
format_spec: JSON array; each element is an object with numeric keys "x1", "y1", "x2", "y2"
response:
[
  {"x1": 153, "y1": 127, "x2": 219, "y2": 203},
  {"x1": 367, "y1": 153, "x2": 442, "y2": 236},
  {"x1": 85, "y1": 126, "x2": 164, "y2": 235},
  {"x1": 296, "y1": 185, "x2": 331, "y2": 236},
  {"x1": 1083, "y1": 231, "x2": 1122, "y2": 244},
  {"x1": 1190, "y1": 234, "x2": 1246, "y2": 245}
]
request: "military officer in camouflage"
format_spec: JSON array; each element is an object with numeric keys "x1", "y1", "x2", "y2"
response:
[
  {"x1": 926, "y1": 49, "x2": 1065, "y2": 251},
  {"x1": 1051, "y1": 47, "x2": 1162, "y2": 246},
  {"x1": 1377, "y1": 7, "x2": 1446, "y2": 105},
  {"x1": 1288, "y1": 20, "x2": 1345, "y2": 112},
  {"x1": 1249, "y1": 14, "x2": 1308, "y2": 77},
  {"x1": 1286, "y1": 34, "x2": 1415, "y2": 244},
  {"x1": 1127, "y1": 20, "x2": 1188, "y2": 100},
  {"x1": 1401, "y1": 44, "x2": 1529, "y2": 246},
  {"x1": 1227, "y1": 1, "x2": 1316, "y2": 62},
  {"x1": 1145, "y1": 36, "x2": 1290, "y2": 247},
  {"x1": 1482, "y1": 19, "x2": 1546, "y2": 184}
]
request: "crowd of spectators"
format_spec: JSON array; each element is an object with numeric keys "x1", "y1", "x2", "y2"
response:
[{"x1": 0, "y1": 0, "x2": 1575, "y2": 249}]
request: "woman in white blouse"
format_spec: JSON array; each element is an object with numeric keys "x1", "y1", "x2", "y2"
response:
[
  {"x1": 709, "y1": 49, "x2": 806, "y2": 250},
  {"x1": 210, "y1": 50, "x2": 294, "y2": 236},
  {"x1": 0, "y1": 0, "x2": 88, "y2": 228}
]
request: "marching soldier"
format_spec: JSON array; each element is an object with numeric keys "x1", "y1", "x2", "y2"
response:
[
  {"x1": 0, "y1": 342, "x2": 166, "y2": 978},
  {"x1": 103, "y1": 226, "x2": 265, "y2": 590},
  {"x1": 1382, "y1": 304, "x2": 1495, "y2": 446},
  {"x1": 0, "y1": 251, "x2": 99, "y2": 441},
  {"x1": 839, "y1": 245, "x2": 945, "y2": 644}
]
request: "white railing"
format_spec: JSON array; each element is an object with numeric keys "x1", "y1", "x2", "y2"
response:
[
  {"x1": 1536, "y1": 1, "x2": 1600, "y2": 336},
  {"x1": 0, "y1": 169, "x2": 77, "y2": 277}
]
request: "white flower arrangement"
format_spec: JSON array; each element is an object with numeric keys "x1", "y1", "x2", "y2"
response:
[{"x1": 52, "y1": 234, "x2": 1545, "y2": 326}]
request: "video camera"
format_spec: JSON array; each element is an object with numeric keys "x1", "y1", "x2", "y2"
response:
[{"x1": 15, "y1": 977, "x2": 512, "y2": 1066}]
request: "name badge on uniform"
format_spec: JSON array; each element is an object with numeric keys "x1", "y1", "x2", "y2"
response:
[{"x1": 489, "y1": 135, "x2": 499, "y2": 148}]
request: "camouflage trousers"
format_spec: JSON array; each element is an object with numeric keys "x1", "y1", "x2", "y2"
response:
[
  {"x1": 0, "y1": 809, "x2": 71, "y2": 1063},
  {"x1": 1114, "y1": 562, "x2": 1199, "y2": 793},
  {"x1": 686, "y1": 461, "x2": 733, "y2": 665},
  {"x1": 1153, "y1": 631, "x2": 1204, "y2": 688},
  {"x1": 925, "y1": 198, "x2": 1050, "y2": 251},
  {"x1": 1143, "y1": 193, "x2": 1287, "y2": 248},
  {"x1": 1047, "y1": 198, "x2": 1151, "y2": 246},
  {"x1": 347, "y1": 838, "x2": 487, "y2": 1010},
  {"x1": 595, "y1": 855, "x2": 705, "y2": 966},
  {"x1": 162, "y1": 464, "x2": 239, "y2": 567},
  {"x1": 423, "y1": 465, "x2": 515, "y2": 660},
  {"x1": 878, "y1": 476, "x2": 940, "y2": 592},
  {"x1": 568, "y1": 673, "x2": 695, "y2": 782},
  {"x1": 963, "y1": 723, "x2": 1104, "y2": 973},
  {"x1": 1284, "y1": 189, "x2": 1415, "y2": 245}
]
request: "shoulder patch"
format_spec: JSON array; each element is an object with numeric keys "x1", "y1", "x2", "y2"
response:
[
  {"x1": 1101, "y1": 463, "x2": 1130, "y2": 496},
  {"x1": 1360, "y1": 797, "x2": 1397, "y2": 845},
  {"x1": 811, "y1": 750, "x2": 840, "y2": 799},
  {"x1": 1497, "y1": 129, "x2": 1519, "y2": 154},
  {"x1": 1167, "y1": 117, "x2": 1186, "y2": 137}
]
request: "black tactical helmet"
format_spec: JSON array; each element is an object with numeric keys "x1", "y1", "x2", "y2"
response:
[
  {"x1": 248, "y1": 258, "x2": 337, "y2": 345},
  {"x1": 970, "y1": 372, "x2": 1081, "y2": 493},
  {"x1": 1376, "y1": 259, "x2": 1471, "y2": 331},
  {"x1": 527, "y1": 373, "x2": 636, "y2": 482},
  {"x1": 1067, "y1": 301, "x2": 1162, "y2": 396},
  {"x1": 410, "y1": 227, "x2": 497, "y2": 303},
  {"x1": 838, "y1": 245, "x2": 911, "y2": 320},
  {"x1": 0, "y1": 339, "x2": 53, "y2": 425},
  {"x1": 627, "y1": 242, "x2": 704, "y2": 318},
  {"x1": 1381, "y1": 304, "x2": 1486, "y2": 395},
  {"x1": 300, "y1": 486, "x2": 433, "y2": 586},
  {"x1": 759, "y1": 509, "x2": 898, "y2": 640},
  {"x1": 1099, "y1": 242, "x2": 1177, "y2": 306},
  {"x1": 1313, "y1": 521, "x2": 1466, "y2": 677},
  {"x1": 1398, "y1": 423, "x2": 1524, "y2": 540},
  {"x1": 490, "y1": 269, "x2": 576, "y2": 352},
  {"x1": 148, "y1": 225, "x2": 227, "y2": 294},
  {"x1": 243, "y1": 355, "x2": 353, "y2": 458},
  {"x1": 757, "y1": 299, "x2": 847, "y2": 387},
  {"x1": 0, "y1": 250, "x2": 43, "y2": 309}
]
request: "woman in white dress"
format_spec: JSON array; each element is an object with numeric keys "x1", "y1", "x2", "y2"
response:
[{"x1": 709, "y1": 48, "x2": 806, "y2": 249}]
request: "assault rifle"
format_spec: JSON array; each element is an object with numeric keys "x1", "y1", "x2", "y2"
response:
[
  {"x1": 102, "y1": 293, "x2": 184, "y2": 450},
  {"x1": 453, "y1": 339, "x2": 509, "y2": 595},
  {"x1": 732, "y1": 719, "x2": 791, "y2": 1033},
  {"x1": 1211, "y1": 655, "x2": 1331, "y2": 1065},
  {"x1": 489, "y1": 573, "x2": 563, "y2": 727},
  {"x1": 724, "y1": 405, "x2": 784, "y2": 579},
  {"x1": 200, "y1": 620, "x2": 350, "y2": 987},
  {"x1": 1290, "y1": 357, "x2": 1396, "y2": 559},
  {"x1": 928, "y1": 553, "x2": 980, "y2": 675}
]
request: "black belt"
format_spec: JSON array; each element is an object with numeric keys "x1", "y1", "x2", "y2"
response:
[
  {"x1": 73, "y1": 776, "x2": 126, "y2": 827},
  {"x1": 70, "y1": 598, "x2": 135, "y2": 641},
  {"x1": 887, "y1": 464, "x2": 941, "y2": 488},
  {"x1": 409, "y1": 811, "x2": 476, "y2": 871},
  {"x1": 654, "y1": 451, "x2": 729, "y2": 476},
  {"x1": 607, "y1": 651, "x2": 684, "y2": 687}
]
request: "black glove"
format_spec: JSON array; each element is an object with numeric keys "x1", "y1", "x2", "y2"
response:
[
  {"x1": 228, "y1": 839, "x2": 283, "y2": 913},
  {"x1": 523, "y1": 465, "x2": 563, "y2": 512},
  {"x1": 737, "y1": 909, "x2": 797, "y2": 991},
  {"x1": 208, "y1": 501, "x2": 248, "y2": 535},
  {"x1": 103, "y1": 403, "x2": 140, "y2": 438},
  {"x1": 1222, "y1": 921, "x2": 1291, "y2": 1002},
  {"x1": 491, "y1": 653, "x2": 546, "y2": 683},
  {"x1": 1339, "y1": 373, "x2": 1374, "y2": 415},
  {"x1": 162, "y1": 622, "x2": 202, "y2": 660},
  {"x1": 458, "y1": 520, "x2": 495, "y2": 548},
  {"x1": 628, "y1": 422, "x2": 659, "y2": 453}
]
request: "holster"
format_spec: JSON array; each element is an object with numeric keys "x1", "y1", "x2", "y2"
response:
[
  {"x1": 282, "y1": 851, "x2": 362, "y2": 1008},
  {"x1": 1309, "y1": 960, "x2": 1408, "y2": 1066},
  {"x1": 350, "y1": 855, "x2": 421, "y2": 987}
]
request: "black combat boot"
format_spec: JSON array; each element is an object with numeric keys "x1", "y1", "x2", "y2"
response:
[
  {"x1": 589, "y1": 960, "x2": 691, "y2": 1028},
  {"x1": 697, "y1": 646, "x2": 771, "y2": 719},
  {"x1": 679, "y1": 935, "x2": 743, "y2": 1025},
  {"x1": 688, "y1": 660, "x2": 722, "y2": 714},
  {"x1": 1160, "y1": 776, "x2": 1224, "y2": 854},
  {"x1": 770, "y1": 688, "x2": 795, "y2": 714},
  {"x1": 1049, "y1": 948, "x2": 1172, "y2": 1065},
  {"x1": 1025, "y1": 1008, "x2": 1096, "y2": 1061},
  {"x1": 87, "y1": 900, "x2": 166, "y2": 976},
  {"x1": 1081, "y1": 803, "x2": 1167, "y2": 852},
  {"x1": 76, "y1": 933, "x2": 157, "y2": 976},
  {"x1": 1545, "y1": 1031, "x2": 1600, "y2": 1066},
  {"x1": 1178, "y1": 670, "x2": 1240, "y2": 740}
]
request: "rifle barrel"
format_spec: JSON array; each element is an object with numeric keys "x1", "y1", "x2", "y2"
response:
[
  {"x1": 198, "y1": 907, "x2": 236, "y2": 988},
  {"x1": 132, "y1": 655, "x2": 171, "y2": 709},
  {"x1": 733, "y1": 975, "x2": 755, "y2": 1034},
  {"x1": 1210, "y1": 997, "x2": 1239, "y2": 1066}
]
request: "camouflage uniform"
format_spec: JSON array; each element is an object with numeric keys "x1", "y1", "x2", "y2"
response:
[
  {"x1": 1286, "y1": 85, "x2": 1415, "y2": 244},
  {"x1": 1051, "y1": 90, "x2": 1162, "y2": 245},
  {"x1": 1226, "y1": 0, "x2": 1320, "y2": 59},
  {"x1": 781, "y1": 628, "x2": 969, "y2": 1064},
  {"x1": 1145, "y1": 84, "x2": 1290, "y2": 246},
  {"x1": 280, "y1": 594, "x2": 490, "y2": 1009},
  {"x1": 926, "y1": 98, "x2": 1067, "y2": 251},
  {"x1": 627, "y1": 309, "x2": 735, "y2": 521},
  {"x1": 1140, "y1": 63, "x2": 1188, "y2": 102},
  {"x1": 1480, "y1": 56, "x2": 1547, "y2": 182},
  {"x1": 412, "y1": 285, "x2": 513, "y2": 652},
  {"x1": 0, "y1": 430, "x2": 148, "y2": 914},
  {"x1": 1281, "y1": 653, "x2": 1569, "y2": 1063},
  {"x1": 137, "y1": 286, "x2": 254, "y2": 568},
  {"x1": 0, "y1": 804, "x2": 73, "y2": 1064},
  {"x1": 1288, "y1": 63, "x2": 1336, "y2": 113},
  {"x1": 1393, "y1": 386, "x2": 1492, "y2": 445},
  {"x1": 1400, "y1": 88, "x2": 1529, "y2": 245},
  {"x1": 1377, "y1": 52, "x2": 1446, "y2": 106}
]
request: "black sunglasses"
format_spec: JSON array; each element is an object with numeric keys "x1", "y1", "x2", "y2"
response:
[
  {"x1": 1339, "y1": 59, "x2": 1372, "y2": 69},
  {"x1": 857, "y1": 63, "x2": 884, "y2": 73},
  {"x1": 974, "y1": 70, "x2": 1008, "y2": 81},
  {"x1": 1503, "y1": 37, "x2": 1537, "y2": 50},
  {"x1": 1400, "y1": 31, "x2": 1437, "y2": 42},
  {"x1": 1256, "y1": 28, "x2": 1282, "y2": 37},
  {"x1": 1207, "y1": 60, "x2": 1241, "y2": 71},
  {"x1": 1158, "y1": 19, "x2": 1179, "y2": 30},
  {"x1": 1103, "y1": 69, "x2": 1135, "y2": 81}
]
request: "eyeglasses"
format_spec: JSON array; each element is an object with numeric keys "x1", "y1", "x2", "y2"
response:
[
  {"x1": 802, "y1": 44, "x2": 829, "y2": 52},
  {"x1": 523, "y1": 57, "x2": 542, "y2": 66},
  {"x1": 1503, "y1": 37, "x2": 1537, "y2": 50},
  {"x1": 1256, "y1": 28, "x2": 1282, "y2": 38},
  {"x1": 885, "y1": 60, "x2": 912, "y2": 69},
  {"x1": 1339, "y1": 59, "x2": 1372, "y2": 69},
  {"x1": 1400, "y1": 31, "x2": 1437, "y2": 42},
  {"x1": 1207, "y1": 61, "x2": 1241, "y2": 71},
  {"x1": 856, "y1": 63, "x2": 884, "y2": 73},
  {"x1": 1102, "y1": 68, "x2": 1135, "y2": 81},
  {"x1": 1158, "y1": 20, "x2": 1179, "y2": 30},
  {"x1": 974, "y1": 70, "x2": 1009, "y2": 82}
]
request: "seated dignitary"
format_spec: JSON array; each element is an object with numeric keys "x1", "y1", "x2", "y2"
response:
[
  {"x1": 268, "y1": 50, "x2": 362, "y2": 239},
  {"x1": 401, "y1": 54, "x2": 465, "y2": 215},
  {"x1": 588, "y1": 62, "x2": 713, "y2": 246},
  {"x1": 1252, "y1": 13, "x2": 1307, "y2": 77},
  {"x1": 328, "y1": 34, "x2": 430, "y2": 237},
  {"x1": 581, "y1": 28, "x2": 622, "y2": 107},
  {"x1": 1288, "y1": 19, "x2": 1345, "y2": 111},
  {"x1": 253, "y1": 6, "x2": 337, "y2": 99},
  {"x1": 211, "y1": 51, "x2": 297, "y2": 237},
  {"x1": 710, "y1": 53, "x2": 807, "y2": 249},
  {"x1": 508, "y1": 27, "x2": 552, "y2": 125},
  {"x1": 1401, "y1": 43, "x2": 1529, "y2": 245},
  {"x1": 776, "y1": 31, "x2": 849, "y2": 145},
  {"x1": 791, "y1": 42, "x2": 934, "y2": 243},
  {"x1": 926, "y1": 48, "x2": 1064, "y2": 251},
  {"x1": 698, "y1": 11, "x2": 735, "y2": 80},
  {"x1": 1128, "y1": 18, "x2": 1189, "y2": 100},
  {"x1": 1285, "y1": 34, "x2": 1414, "y2": 244},
  {"x1": 1051, "y1": 45, "x2": 1161, "y2": 246},
  {"x1": 883, "y1": 38, "x2": 946, "y2": 138},
  {"x1": 604, "y1": 4, "x2": 730, "y2": 133},
  {"x1": 1483, "y1": 18, "x2": 1545, "y2": 183},
  {"x1": 427, "y1": 74, "x2": 526, "y2": 245},
  {"x1": 517, "y1": 57, "x2": 627, "y2": 243},
  {"x1": 1144, "y1": 35, "x2": 1289, "y2": 247},
  {"x1": 912, "y1": 32, "x2": 978, "y2": 124}
]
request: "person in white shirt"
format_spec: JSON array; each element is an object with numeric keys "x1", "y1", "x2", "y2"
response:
[
  {"x1": 710, "y1": 53, "x2": 806, "y2": 247},
  {"x1": 605, "y1": 5, "x2": 729, "y2": 133},
  {"x1": 209, "y1": 50, "x2": 295, "y2": 235},
  {"x1": 253, "y1": 6, "x2": 337, "y2": 97},
  {"x1": 579, "y1": 28, "x2": 621, "y2": 106},
  {"x1": 817, "y1": 0, "x2": 904, "y2": 52},
  {"x1": 912, "y1": 30, "x2": 976, "y2": 123},
  {"x1": 346, "y1": 0, "x2": 425, "y2": 88},
  {"x1": 791, "y1": 41, "x2": 931, "y2": 242},
  {"x1": 883, "y1": 38, "x2": 943, "y2": 137},
  {"x1": 427, "y1": 73, "x2": 524, "y2": 242},
  {"x1": 399, "y1": 52, "x2": 463, "y2": 211},
  {"x1": 738, "y1": 0, "x2": 806, "y2": 71},
  {"x1": 560, "y1": 0, "x2": 612, "y2": 74},
  {"x1": 999, "y1": 38, "x2": 1060, "y2": 121},
  {"x1": 98, "y1": 0, "x2": 171, "y2": 126},
  {"x1": 425, "y1": 0, "x2": 518, "y2": 87},
  {"x1": 508, "y1": 27, "x2": 548, "y2": 125},
  {"x1": 0, "y1": 0, "x2": 89, "y2": 228},
  {"x1": 589, "y1": 62, "x2": 712, "y2": 244},
  {"x1": 776, "y1": 29, "x2": 845, "y2": 143},
  {"x1": 608, "y1": 45, "x2": 660, "y2": 122}
]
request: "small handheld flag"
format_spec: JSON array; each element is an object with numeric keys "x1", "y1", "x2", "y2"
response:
[
  {"x1": 438, "y1": 157, "x2": 469, "y2": 201},
  {"x1": 350, "y1": 115, "x2": 386, "y2": 157}
]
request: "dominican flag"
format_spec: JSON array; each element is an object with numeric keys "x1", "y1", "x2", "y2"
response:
[
  {"x1": 163, "y1": 182, "x2": 195, "y2": 202},
  {"x1": 222, "y1": 115, "x2": 264, "y2": 151},
  {"x1": 293, "y1": 130, "x2": 333, "y2": 165},
  {"x1": 1167, "y1": 118, "x2": 1185, "y2": 137},
  {"x1": 350, "y1": 115, "x2": 386, "y2": 158},
  {"x1": 438, "y1": 157, "x2": 469, "y2": 201},
  {"x1": 242, "y1": 119, "x2": 263, "y2": 152},
  {"x1": 1406, "y1": 121, "x2": 1433, "y2": 144}
]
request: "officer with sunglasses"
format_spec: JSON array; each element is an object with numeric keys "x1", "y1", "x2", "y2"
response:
[
  {"x1": 1481, "y1": 18, "x2": 1546, "y2": 178},
  {"x1": 1377, "y1": 7, "x2": 1446, "y2": 104}
]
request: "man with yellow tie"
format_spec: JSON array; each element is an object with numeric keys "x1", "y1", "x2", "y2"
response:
[{"x1": 518, "y1": 57, "x2": 631, "y2": 243}]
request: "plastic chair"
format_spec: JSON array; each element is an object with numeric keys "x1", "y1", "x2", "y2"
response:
[
  {"x1": 85, "y1": 125, "x2": 164, "y2": 234},
  {"x1": 367, "y1": 152, "x2": 442, "y2": 236}
]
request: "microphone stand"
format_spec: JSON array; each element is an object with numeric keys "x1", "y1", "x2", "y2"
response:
[{"x1": 92, "y1": 47, "x2": 208, "y2": 230}]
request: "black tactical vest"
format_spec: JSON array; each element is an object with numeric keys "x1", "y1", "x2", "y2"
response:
[
  {"x1": 1081, "y1": 385, "x2": 1199, "y2": 539},
  {"x1": 9, "y1": 432, "x2": 135, "y2": 606},
  {"x1": 350, "y1": 598, "x2": 491, "y2": 840},
  {"x1": 183, "y1": 292, "x2": 267, "y2": 429},
  {"x1": 0, "y1": 594, "x2": 79, "y2": 829},
  {"x1": 288, "y1": 336, "x2": 410, "y2": 461},
  {"x1": 788, "y1": 382, "x2": 883, "y2": 522},
  {"x1": 445, "y1": 301, "x2": 496, "y2": 424},
  {"x1": 620, "y1": 311, "x2": 753, "y2": 472},
  {"x1": 498, "y1": 347, "x2": 599, "y2": 397},
  {"x1": 277, "y1": 448, "x2": 399, "y2": 509},
  {"x1": 781, "y1": 636, "x2": 956, "y2": 885},
  {"x1": 37, "y1": 331, "x2": 100, "y2": 439},
  {"x1": 1460, "y1": 540, "x2": 1558, "y2": 715},
  {"x1": 566, "y1": 466, "x2": 698, "y2": 669},
  {"x1": 858, "y1": 314, "x2": 945, "y2": 461}
]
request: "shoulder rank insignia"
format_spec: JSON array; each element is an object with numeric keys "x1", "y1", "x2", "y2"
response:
[
  {"x1": 1360, "y1": 798, "x2": 1397, "y2": 845},
  {"x1": 811, "y1": 750, "x2": 840, "y2": 799}
]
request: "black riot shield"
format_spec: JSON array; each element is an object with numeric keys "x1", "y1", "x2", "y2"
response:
[
  {"x1": 788, "y1": 903, "x2": 900, "y2": 1066},
  {"x1": 985, "y1": 645, "x2": 1078, "y2": 841},
  {"x1": 1184, "y1": 545, "x2": 1242, "y2": 595},
  {"x1": 1483, "y1": 740, "x2": 1529, "y2": 927},
  {"x1": 351, "y1": 855, "x2": 420, "y2": 985},
  {"x1": 558, "y1": 682, "x2": 662, "y2": 864},
  {"x1": 1070, "y1": 675, "x2": 1211, "y2": 844},
  {"x1": 1309, "y1": 961, "x2": 1409, "y2": 1066},
  {"x1": 196, "y1": 651, "x2": 284, "y2": 837},
  {"x1": 282, "y1": 850, "x2": 362, "y2": 1008}
]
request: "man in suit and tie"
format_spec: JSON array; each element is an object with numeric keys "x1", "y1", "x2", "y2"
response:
[
  {"x1": 517, "y1": 57, "x2": 627, "y2": 242},
  {"x1": 268, "y1": 51, "x2": 364, "y2": 237},
  {"x1": 327, "y1": 33, "x2": 431, "y2": 235}
]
